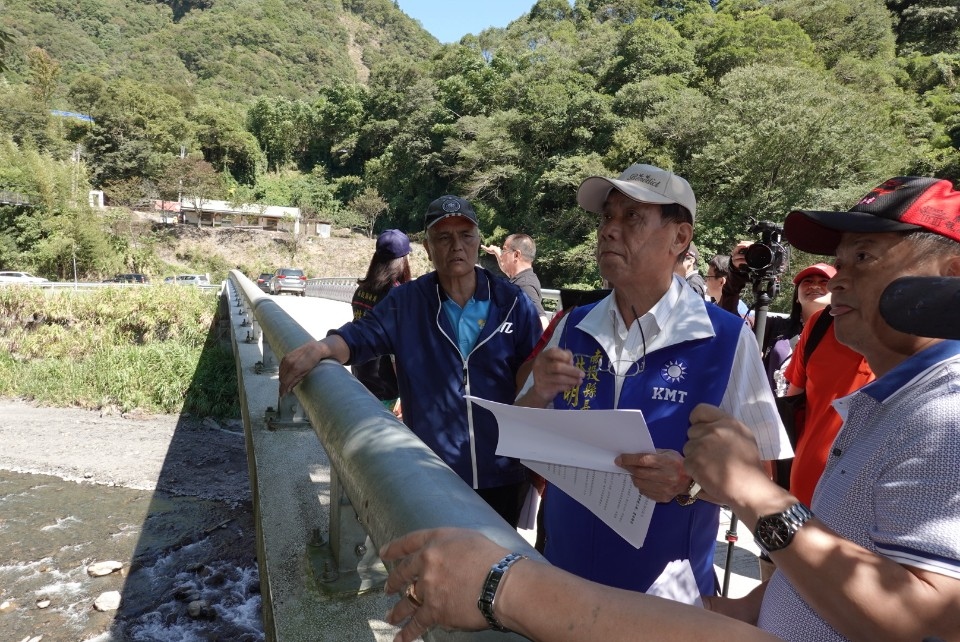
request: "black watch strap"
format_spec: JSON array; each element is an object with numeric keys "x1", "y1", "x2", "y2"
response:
[{"x1": 477, "y1": 552, "x2": 526, "y2": 631}]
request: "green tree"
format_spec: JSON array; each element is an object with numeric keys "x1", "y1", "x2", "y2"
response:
[
  {"x1": 0, "y1": 26, "x2": 15, "y2": 74},
  {"x1": 773, "y1": 0, "x2": 896, "y2": 67},
  {"x1": 688, "y1": 63, "x2": 916, "y2": 249},
  {"x1": 601, "y1": 18, "x2": 697, "y2": 91},
  {"x1": 682, "y1": 10, "x2": 821, "y2": 80},
  {"x1": 27, "y1": 47, "x2": 61, "y2": 104},
  {"x1": 67, "y1": 74, "x2": 107, "y2": 115},
  {"x1": 84, "y1": 80, "x2": 193, "y2": 188},
  {"x1": 348, "y1": 186, "x2": 389, "y2": 237},
  {"x1": 191, "y1": 103, "x2": 264, "y2": 184},
  {"x1": 888, "y1": 0, "x2": 960, "y2": 55},
  {"x1": 307, "y1": 81, "x2": 369, "y2": 174},
  {"x1": 0, "y1": 85, "x2": 60, "y2": 152},
  {"x1": 246, "y1": 97, "x2": 312, "y2": 172}
]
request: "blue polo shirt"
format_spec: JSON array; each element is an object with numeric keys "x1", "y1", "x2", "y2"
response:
[{"x1": 442, "y1": 296, "x2": 490, "y2": 357}]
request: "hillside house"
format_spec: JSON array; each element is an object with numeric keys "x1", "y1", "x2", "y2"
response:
[{"x1": 177, "y1": 199, "x2": 302, "y2": 233}]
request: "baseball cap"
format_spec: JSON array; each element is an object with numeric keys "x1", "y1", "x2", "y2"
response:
[
  {"x1": 424, "y1": 195, "x2": 478, "y2": 230},
  {"x1": 792, "y1": 262, "x2": 836, "y2": 285},
  {"x1": 375, "y1": 229, "x2": 411, "y2": 259},
  {"x1": 577, "y1": 163, "x2": 697, "y2": 222},
  {"x1": 784, "y1": 177, "x2": 960, "y2": 255},
  {"x1": 685, "y1": 242, "x2": 699, "y2": 260}
]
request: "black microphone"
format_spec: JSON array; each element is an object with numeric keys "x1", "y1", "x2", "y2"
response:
[{"x1": 879, "y1": 276, "x2": 960, "y2": 340}]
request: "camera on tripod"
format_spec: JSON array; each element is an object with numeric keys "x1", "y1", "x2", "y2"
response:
[{"x1": 741, "y1": 220, "x2": 789, "y2": 277}]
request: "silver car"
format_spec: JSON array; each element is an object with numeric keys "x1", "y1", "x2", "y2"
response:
[
  {"x1": 174, "y1": 274, "x2": 211, "y2": 286},
  {"x1": 269, "y1": 268, "x2": 306, "y2": 296}
]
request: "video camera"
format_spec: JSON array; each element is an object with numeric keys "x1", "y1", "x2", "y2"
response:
[{"x1": 741, "y1": 220, "x2": 790, "y2": 277}]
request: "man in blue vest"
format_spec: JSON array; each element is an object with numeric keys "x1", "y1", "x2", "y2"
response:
[{"x1": 516, "y1": 163, "x2": 792, "y2": 595}]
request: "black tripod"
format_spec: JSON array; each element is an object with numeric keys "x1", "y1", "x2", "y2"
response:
[{"x1": 720, "y1": 269, "x2": 778, "y2": 597}]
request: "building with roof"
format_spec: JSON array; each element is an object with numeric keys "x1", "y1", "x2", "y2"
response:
[{"x1": 175, "y1": 199, "x2": 302, "y2": 233}]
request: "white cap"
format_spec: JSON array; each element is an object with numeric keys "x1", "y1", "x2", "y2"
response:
[{"x1": 577, "y1": 163, "x2": 696, "y2": 221}]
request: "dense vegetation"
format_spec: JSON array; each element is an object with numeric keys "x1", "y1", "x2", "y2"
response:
[
  {"x1": 0, "y1": 285, "x2": 238, "y2": 416},
  {"x1": 2, "y1": 0, "x2": 959, "y2": 292}
]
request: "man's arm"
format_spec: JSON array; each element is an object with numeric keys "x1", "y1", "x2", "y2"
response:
[
  {"x1": 685, "y1": 404, "x2": 960, "y2": 642},
  {"x1": 380, "y1": 528, "x2": 780, "y2": 642},
  {"x1": 278, "y1": 334, "x2": 351, "y2": 396},
  {"x1": 514, "y1": 313, "x2": 583, "y2": 407}
]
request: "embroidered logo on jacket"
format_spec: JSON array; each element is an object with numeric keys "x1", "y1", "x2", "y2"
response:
[{"x1": 651, "y1": 387, "x2": 689, "y2": 404}]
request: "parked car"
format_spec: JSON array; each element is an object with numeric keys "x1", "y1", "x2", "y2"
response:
[
  {"x1": 174, "y1": 274, "x2": 211, "y2": 286},
  {"x1": 113, "y1": 273, "x2": 149, "y2": 283},
  {"x1": 0, "y1": 271, "x2": 49, "y2": 284},
  {"x1": 255, "y1": 272, "x2": 273, "y2": 293},
  {"x1": 269, "y1": 268, "x2": 306, "y2": 296}
]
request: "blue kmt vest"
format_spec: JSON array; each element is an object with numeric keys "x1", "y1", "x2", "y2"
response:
[{"x1": 544, "y1": 301, "x2": 742, "y2": 595}]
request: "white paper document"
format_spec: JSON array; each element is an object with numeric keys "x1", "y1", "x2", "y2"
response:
[
  {"x1": 645, "y1": 559, "x2": 704, "y2": 607},
  {"x1": 466, "y1": 396, "x2": 657, "y2": 548}
]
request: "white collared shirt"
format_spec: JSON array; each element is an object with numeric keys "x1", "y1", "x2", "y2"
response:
[{"x1": 520, "y1": 276, "x2": 791, "y2": 460}]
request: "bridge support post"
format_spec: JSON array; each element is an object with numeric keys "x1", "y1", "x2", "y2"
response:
[{"x1": 307, "y1": 469, "x2": 387, "y2": 595}]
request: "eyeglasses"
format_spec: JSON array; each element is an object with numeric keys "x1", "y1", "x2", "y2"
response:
[
  {"x1": 600, "y1": 358, "x2": 645, "y2": 378},
  {"x1": 705, "y1": 274, "x2": 723, "y2": 280},
  {"x1": 562, "y1": 305, "x2": 647, "y2": 377}
]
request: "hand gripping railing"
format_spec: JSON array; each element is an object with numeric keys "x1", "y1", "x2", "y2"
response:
[{"x1": 227, "y1": 270, "x2": 541, "y2": 641}]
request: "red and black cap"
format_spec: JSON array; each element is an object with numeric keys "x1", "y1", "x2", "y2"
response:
[{"x1": 784, "y1": 177, "x2": 960, "y2": 256}]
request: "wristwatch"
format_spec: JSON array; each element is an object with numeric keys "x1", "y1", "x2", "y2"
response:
[
  {"x1": 477, "y1": 552, "x2": 526, "y2": 631},
  {"x1": 754, "y1": 502, "x2": 814, "y2": 555}
]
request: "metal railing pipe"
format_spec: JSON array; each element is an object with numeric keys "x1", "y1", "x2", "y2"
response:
[{"x1": 228, "y1": 270, "x2": 542, "y2": 641}]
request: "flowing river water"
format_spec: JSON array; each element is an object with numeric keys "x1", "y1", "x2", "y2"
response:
[{"x1": 0, "y1": 402, "x2": 265, "y2": 641}]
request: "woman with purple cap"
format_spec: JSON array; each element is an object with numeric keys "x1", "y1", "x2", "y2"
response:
[{"x1": 350, "y1": 229, "x2": 412, "y2": 413}]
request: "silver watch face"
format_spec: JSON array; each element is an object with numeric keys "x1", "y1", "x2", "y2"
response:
[{"x1": 756, "y1": 516, "x2": 792, "y2": 550}]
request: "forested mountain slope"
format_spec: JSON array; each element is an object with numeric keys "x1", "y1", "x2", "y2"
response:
[
  {"x1": 1, "y1": 0, "x2": 438, "y2": 101},
  {"x1": 2, "y1": 0, "x2": 960, "y2": 291}
]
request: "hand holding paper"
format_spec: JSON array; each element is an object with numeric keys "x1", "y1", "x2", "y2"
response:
[{"x1": 466, "y1": 396, "x2": 657, "y2": 547}]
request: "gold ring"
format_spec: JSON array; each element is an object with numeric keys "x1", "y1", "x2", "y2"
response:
[{"x1": 405, "y1": 582, "x2": 423, "y2": 608}]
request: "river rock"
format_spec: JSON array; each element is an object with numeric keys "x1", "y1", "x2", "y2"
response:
[
  {"x1": 36, "y1": 599, "x2": 51, "y2": 609},
  {"x1": 187, "y1": 599, "x2": 216, "y2": 620},
  {"x1": 87, "y1": 560, "x2": 123, "y2": 576},
  {"x1": 1, "y1": 600, "x2": 14, "y2": 612},
  {"x1": 94, "y1": 591, "x2": 121, "y2": 611},
  {"x1": 172, "y1": 583, "x2": 194, "y2": 601}
]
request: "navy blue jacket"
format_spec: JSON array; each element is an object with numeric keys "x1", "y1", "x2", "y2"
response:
[{"x1": 332, "y1": 266, "x2": 541, "y2": 489}]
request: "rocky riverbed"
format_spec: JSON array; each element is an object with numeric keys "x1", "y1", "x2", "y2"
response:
[{"x1": 0, "y1": 400, "x2": 263, "y2": 641}]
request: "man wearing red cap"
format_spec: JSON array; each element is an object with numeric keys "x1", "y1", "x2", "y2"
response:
[{"x1": 687, "y1": 175, "x2": 960, "y2": 641}]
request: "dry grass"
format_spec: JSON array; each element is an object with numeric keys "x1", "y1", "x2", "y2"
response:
[{"x1": 149, "y1": 224, "x2": 434, "y2": 282}]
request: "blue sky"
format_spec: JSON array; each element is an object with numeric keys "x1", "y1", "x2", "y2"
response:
[{"x1": 396, "y1": 1, "x2": 568, "y2": 44}]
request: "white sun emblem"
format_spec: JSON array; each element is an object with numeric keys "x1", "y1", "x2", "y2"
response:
[{"x1": 661, "y1": 360, "x2": 687, "y2": 383}]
